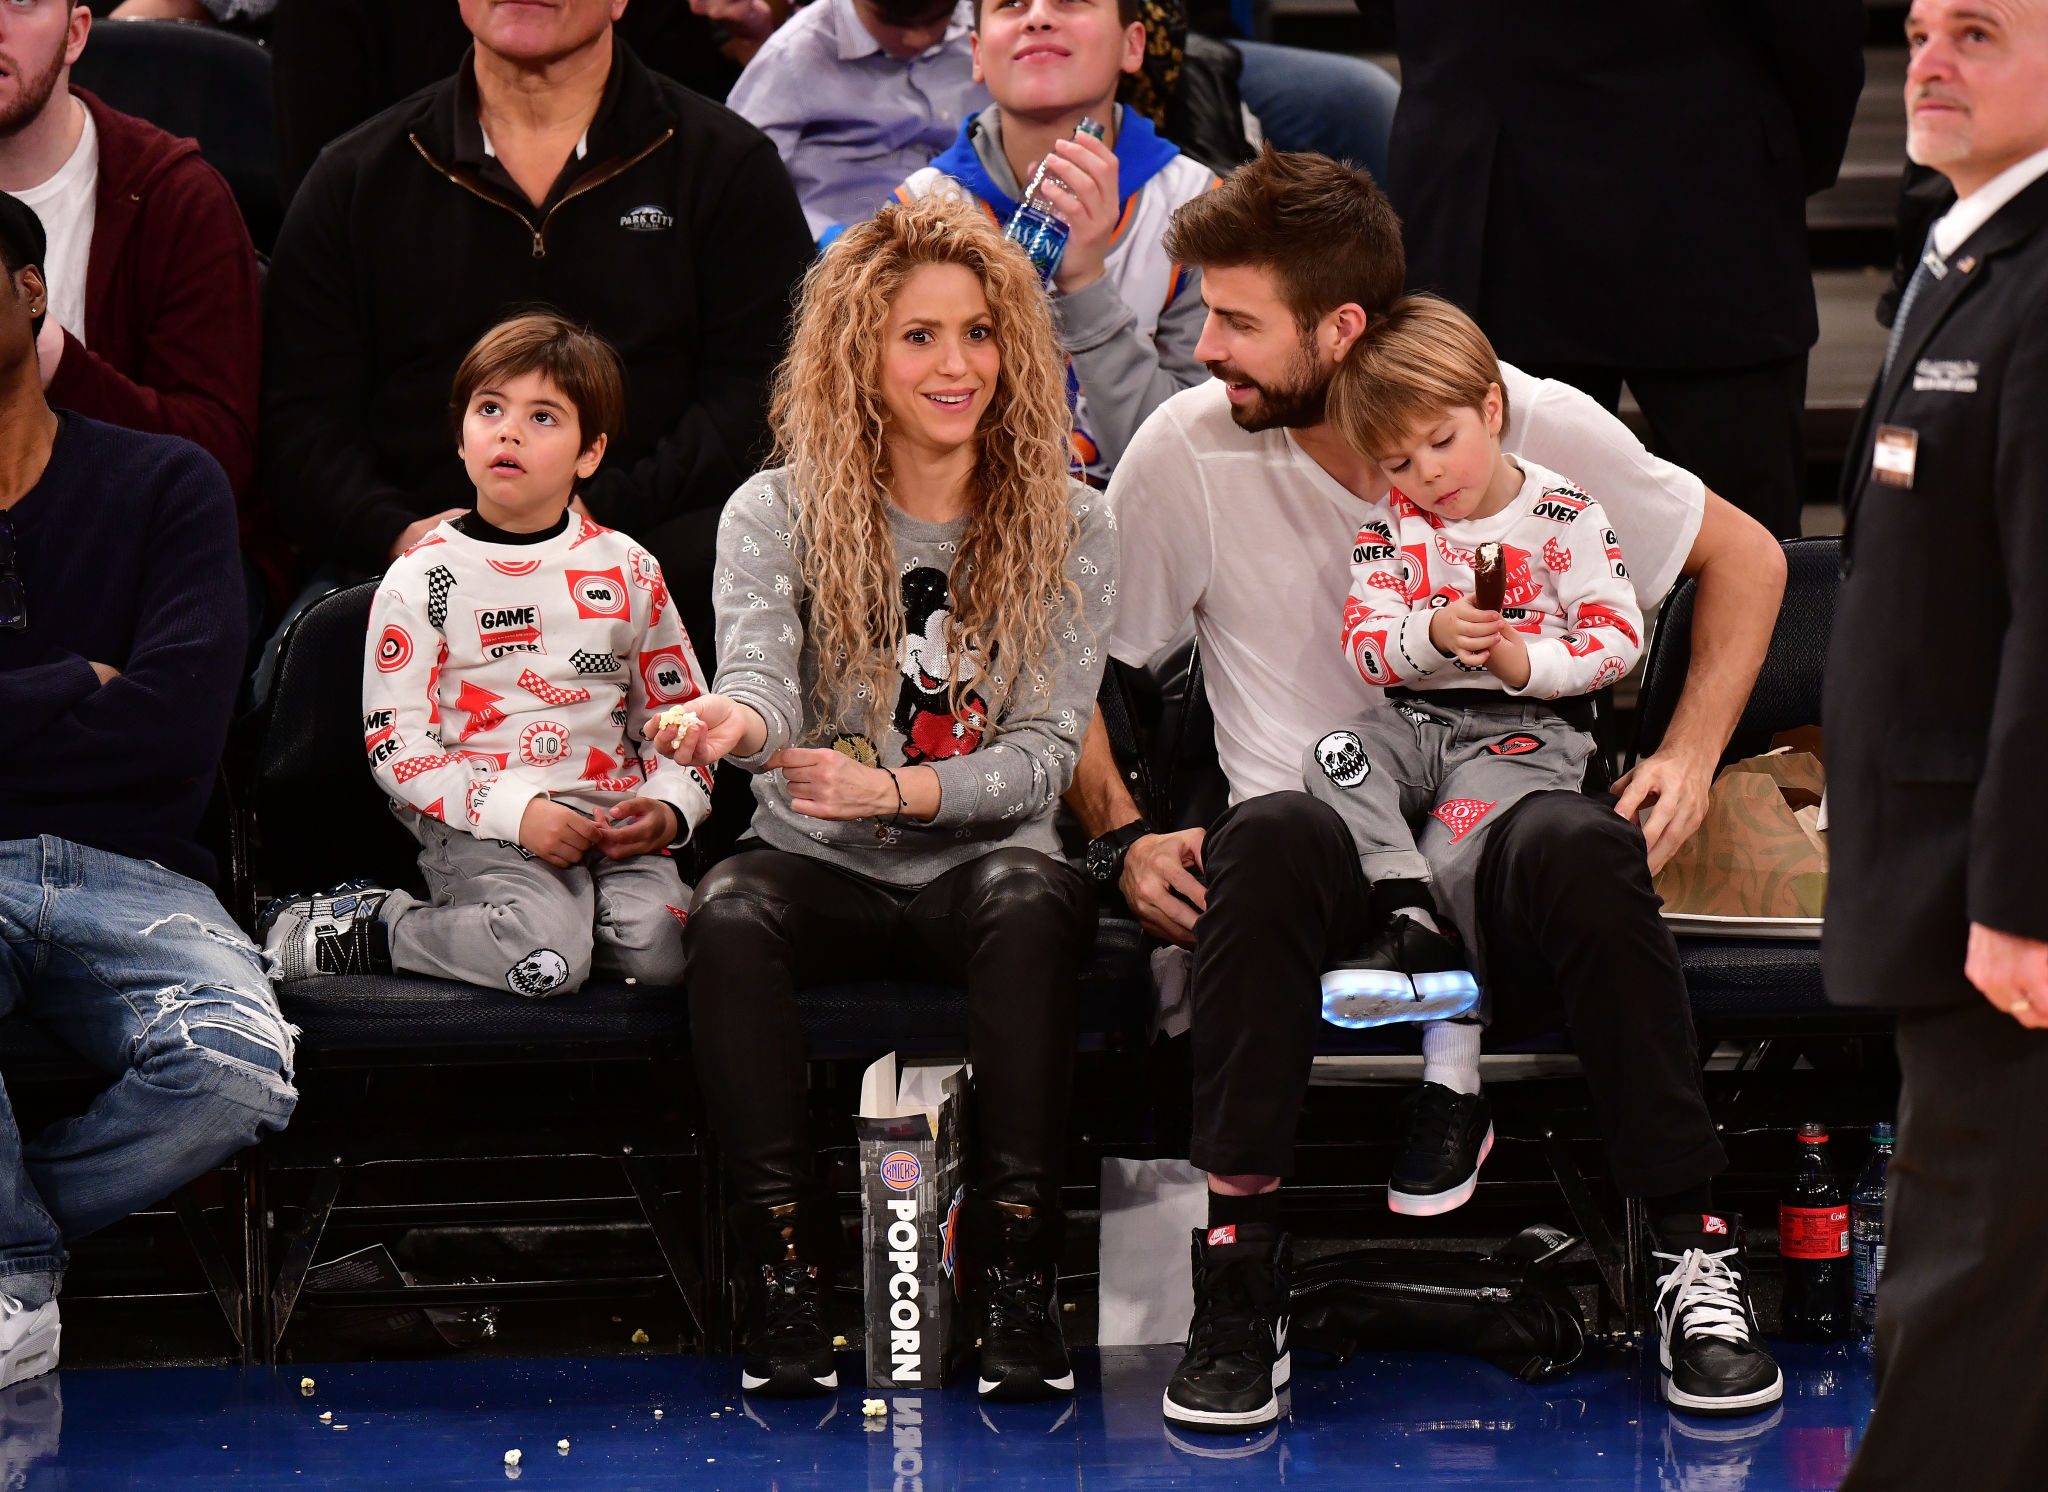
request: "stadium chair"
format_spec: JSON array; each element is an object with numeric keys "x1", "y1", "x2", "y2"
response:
[
  {"x1": 1628, "y1": 536, "x2": 1874, "y2": 1036},
  {"x1": 248, "y1": 582, "x2": 713, "y2": 1363},
  {"x1": 254, "y1": 582, "x2": 1154, "y2": 1356},
  {"x1": 70, "y1": 19, "x2": 282, "y2": 253}
]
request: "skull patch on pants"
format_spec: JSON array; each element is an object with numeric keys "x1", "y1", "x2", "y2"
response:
[{"x1": 1315, "y1": 730, "x2": 1371, "y2": 789}]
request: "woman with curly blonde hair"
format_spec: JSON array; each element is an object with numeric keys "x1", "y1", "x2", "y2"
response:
[{"x1": 649, "y1": 194, "x2": 1117, "y2": 1403}]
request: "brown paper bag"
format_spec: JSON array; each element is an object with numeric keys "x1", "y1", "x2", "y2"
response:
[
  {"x1": 1729, "y1": 749, "x2": 1825, "y2": 811},
  {"x1": 1653, "y1": 752, "x2": 1828, "y2": 918}
]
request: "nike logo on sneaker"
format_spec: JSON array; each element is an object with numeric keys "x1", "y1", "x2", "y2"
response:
[
  {"x1": 1703, "y1": 1215, "x2": 1728, "y2": 1235},
  {"x1": 1207, "y1": 1226, "x2": 1236, "y2": 1247}
]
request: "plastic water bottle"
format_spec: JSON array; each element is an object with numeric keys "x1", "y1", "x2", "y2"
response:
[
  {"x1": 1779, "y1": 1122, "x2": 1851, "y2": 1341},
  {"x1": 1851, "y1": 1122, "x2": 1894, "y2": 1335},
  {"x1": 1004, "y1": 118, "x2": 1108, "y2": 285}
]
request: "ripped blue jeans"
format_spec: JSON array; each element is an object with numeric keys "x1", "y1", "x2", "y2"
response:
[{"x1": 0, "y1": 837, "x2": 297, "y2": 1308}]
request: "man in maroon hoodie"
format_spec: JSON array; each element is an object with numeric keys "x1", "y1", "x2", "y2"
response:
[{"x1": 0, "y1": 4, "x2": 268, "y2": 601}]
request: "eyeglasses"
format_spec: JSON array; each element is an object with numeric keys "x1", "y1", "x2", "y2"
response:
[{"x1": 0, "y1": 513, "x2": 23, "y2": 630}]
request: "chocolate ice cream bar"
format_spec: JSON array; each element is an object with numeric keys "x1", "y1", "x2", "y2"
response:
[{"x1": 1473, "y1": 541, "x2": 1506, "y2": 612}]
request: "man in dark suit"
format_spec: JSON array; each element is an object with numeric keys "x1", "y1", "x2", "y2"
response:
[
  {"x1": 1827, "y1": 4, "x2": 2048, "y2": 1488},
  {"x1": 1385, "y1": 1, "x2": 1864, "y2": 540}
]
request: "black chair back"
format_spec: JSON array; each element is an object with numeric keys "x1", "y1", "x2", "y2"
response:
[
  {"x1": 72, "y1": 19, "x2": 281, "y2": 252},
  {"x1": 255, "y1": 581, "x2": 422, "y2": 898},
  {"x1": 1631, "y1": 537, "x2": 1840, "y2": 764}
]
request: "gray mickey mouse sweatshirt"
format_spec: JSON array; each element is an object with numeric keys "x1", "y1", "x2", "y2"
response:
[{"x1": 712, "y1": 467, "x2": 1118, "y2": 885}]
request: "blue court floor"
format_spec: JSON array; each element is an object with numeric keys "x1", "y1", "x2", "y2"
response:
[{"x1": 0, "y1": 1341, "x2": 1870, "y2": 1489}]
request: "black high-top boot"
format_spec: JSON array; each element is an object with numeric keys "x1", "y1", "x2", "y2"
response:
[
  {"x1": 1163, "y1": 1223, "x2": 1293, "y2": 1431},
  {"x1": 973, "y1": 1201, "x2": 1074, "y2": 1401},
  {"x1": 733, "y1": 1198, "x2": 840, "y2": 1398}
]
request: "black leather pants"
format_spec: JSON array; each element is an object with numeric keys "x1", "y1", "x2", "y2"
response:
[{"x1": 684, "y1": 844, "x2": 1095, "y2": 1213}]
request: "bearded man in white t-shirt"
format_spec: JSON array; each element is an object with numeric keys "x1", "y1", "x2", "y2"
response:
[{"x1": 1064, "y1": 149, "x2": 1792, "y2": 1430}]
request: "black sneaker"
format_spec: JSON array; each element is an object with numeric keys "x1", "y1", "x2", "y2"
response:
[
  {"x1": 1321, "y1": 916, "x2": 1479, "y2": 1029},
  {"x1": 260, "y1": 881, "x2": 394, "y2": 980},
  {"x1": 975, "y1": 1203, "x2": 1075, "y2": 1401},
  {"x1": 735, "y1": 1202, "x2": 839, "y2": 1398},
  {"x1": 1162, "y1": 1223, "x2": 1291, "y2": 1432},
  {"x1": 1652, "y1": 1214, "x2": 1783, "y2": 1416},
  {"x1": 1387, "y1": 1082, "x2": 1494, "y2": 1216}
]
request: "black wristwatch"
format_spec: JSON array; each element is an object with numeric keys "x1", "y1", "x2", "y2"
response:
[{"x1": 1084, "y1": 818, "x2": 1157, "y2": 886}]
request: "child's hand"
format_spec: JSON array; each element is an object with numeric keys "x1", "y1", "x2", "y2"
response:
[
  {"x1": 1428, "y1": 595, "x2": 1500, "y2": 667},
  {"x1": 591, "y1": 798, "x2": 680, "y2": 861},
  {"x1": 644, "y1": 693, "x2": 759, "y2": 769},
  {"x1": 519, "y1": 798, "x2": 598, "y2": 868},
  {"x1": 1484, "y1": 621, "x2": 1532, "y2": 689}
]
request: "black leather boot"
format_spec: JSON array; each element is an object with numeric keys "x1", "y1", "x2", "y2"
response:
[
  {"x1": 973, "y1": 1200, "x2": 1074, "y2": 1401},
  {"x1": 732, "y1": 1197, "x2": 840, "y2": 1397}
]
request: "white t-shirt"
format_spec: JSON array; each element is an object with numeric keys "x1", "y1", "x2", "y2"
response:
[
  {"x1": 13, "y1": 100, "x2": 98, "y2": 347},
  {"x1": 1104, "y1": 368, "x2": 1705, "y2": 803}
]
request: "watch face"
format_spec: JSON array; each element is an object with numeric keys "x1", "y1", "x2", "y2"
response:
[{"x1": 1085, "y1": 838, "x2": 1119, "y2": 883}]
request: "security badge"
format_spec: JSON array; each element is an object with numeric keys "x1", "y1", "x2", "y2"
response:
[{"x1": 1872, "y1": 426, "x2": 1918, "y2": 489}]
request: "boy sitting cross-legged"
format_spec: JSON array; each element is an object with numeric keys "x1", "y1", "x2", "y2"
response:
[
  {"x1": 1304, "y1": 295, "x2": 1644, "y2": 1216},
  {"x1": 263, "y1": 313, "x2": 713, "y2": 997},
  {"x1": 896, "y1": 0, "x2": 1214, "y2": 482}
]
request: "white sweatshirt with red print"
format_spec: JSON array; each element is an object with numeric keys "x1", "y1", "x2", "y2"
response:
[
  {"x1": 1342, "y1": 457, "x2": 1645, "y2": 701},
  {"x1": 363, "y1": 514, "x2": 714, "y2": 847}
]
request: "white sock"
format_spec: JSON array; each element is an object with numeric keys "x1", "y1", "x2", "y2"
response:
[
  {"x1": 1392, "y1": 903, "x2": 1442, "y2": 934},
  {"x1": 1420, "y1": 1019, "x2": 1482, "y2": 1095}
]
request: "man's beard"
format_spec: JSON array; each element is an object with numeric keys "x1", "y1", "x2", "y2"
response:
[
  {"x1": 1905, "y1": 85, "x2": 1973, "y2": 169},
  {"x1": 1209, "y1": 335, "x2": 1333, "y2": 432},
  {"x1": 0, "y1": 34, "x2": 68, "y2": 140}
]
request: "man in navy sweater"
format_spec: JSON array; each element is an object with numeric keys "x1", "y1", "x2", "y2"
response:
[{"x1": 0, "y1": 194, "x2": 294, "y2": 1390}]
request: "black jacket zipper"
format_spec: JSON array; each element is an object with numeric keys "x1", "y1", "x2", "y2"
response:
[{"x1": 409, "y1": 128, "x2": 677, "y2": 259}]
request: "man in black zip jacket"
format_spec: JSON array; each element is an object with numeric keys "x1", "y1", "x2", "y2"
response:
[{"x1": 260, "y1": 0, "x2": 813, "y2": 658}]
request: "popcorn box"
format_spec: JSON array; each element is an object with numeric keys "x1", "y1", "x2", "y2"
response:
[{"x1": 855, "y1": 1053, "x2": 964, "y2": 1390}]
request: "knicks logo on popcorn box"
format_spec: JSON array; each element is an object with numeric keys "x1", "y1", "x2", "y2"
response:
[
  {"x1": 639, "y1": 646, "x2": 699, "y2": 704},
  {"x1": 879, "y1": 1150, "x2": 922, "y2": 1191}
]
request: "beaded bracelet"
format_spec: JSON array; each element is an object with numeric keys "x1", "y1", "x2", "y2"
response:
[{"x1": 881, "y1": 767, "x2": 907, "y2": 834}]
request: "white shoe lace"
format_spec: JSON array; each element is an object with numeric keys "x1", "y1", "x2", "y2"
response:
[
  {"x1": 1653, "y1": 1245, "x2": 1752, "y2": 1354},
  {"x1": 0, "y1": 1294, "x2": 21, "y2": 1319}
]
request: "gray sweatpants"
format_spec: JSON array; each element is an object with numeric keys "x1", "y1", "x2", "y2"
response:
[
  {"x1": 1303, "y1": 694, "x2": 1595, "y2": 962},
  {"x1": 383, "y1": 815, "x2": 691, "y2": 997}
]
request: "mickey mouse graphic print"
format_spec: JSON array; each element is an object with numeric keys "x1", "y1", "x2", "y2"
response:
[
  {"x1": 894, "y1": 566, "x2": 991, "y2": 764},
  {"x1": 707, "y1": 468, "x2": 1117, "y2": 888}
]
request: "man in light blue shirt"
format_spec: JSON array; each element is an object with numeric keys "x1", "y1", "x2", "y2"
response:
[{"x1": 729, "y1": 0, "x2": 987, "y2": 242}]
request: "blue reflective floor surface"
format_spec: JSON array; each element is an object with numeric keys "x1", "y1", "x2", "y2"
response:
[{"x1": 0, "y1": 1341, "x2": 1870, "y2": 1489}]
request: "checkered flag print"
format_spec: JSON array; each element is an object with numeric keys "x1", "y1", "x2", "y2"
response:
[
  {"x1": 425, "y1": 565, "x2": 457, "y2": 629},
  {"x1": 393, "y1": 753, "x2": 459, "y2": 783},
  {"x1": 570, "y1": 649, "x2": 623, "y2": 675},
  {"x1": 517, "y1": 668, "x2": 591, "y2": 707}
]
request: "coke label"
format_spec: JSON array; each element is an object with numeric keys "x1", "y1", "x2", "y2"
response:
[{"x1": 1779, "y1": 1203, "x2": 1849, "y2": 1259}]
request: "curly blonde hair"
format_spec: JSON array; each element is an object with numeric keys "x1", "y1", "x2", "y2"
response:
[{"x1": 768, "y1": 193, "x2": 1080, "y2": 741}]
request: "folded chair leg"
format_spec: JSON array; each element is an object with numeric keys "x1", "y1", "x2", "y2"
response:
[
  {"x1": 242, "y1": 1153, "x2": 269, "y2": 1366},
  {"x1": 173, "y1": 1180, "x2": 246, "y2": 1358},
  {"x1": 701, "y1": 1138, "x2": 734, "y2": 1355},
  {"x1": 623, "y1": 1156, "x2": 709, "y2": 1347},
  {"x1": 270, "y1": 1167, "x2": 341, "y2": 1359},
  {"x1": 1543, "y1": 1135, "x2": 1633, "y2": 1332},
  {"x1": 1622, "y1": 1196, "x2": 1652, "y2": 1335}
]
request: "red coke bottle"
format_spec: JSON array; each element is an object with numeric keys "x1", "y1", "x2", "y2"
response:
[{"x1": 1779, "y1": 1122, "x2": 1851, "y2": 1340}]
